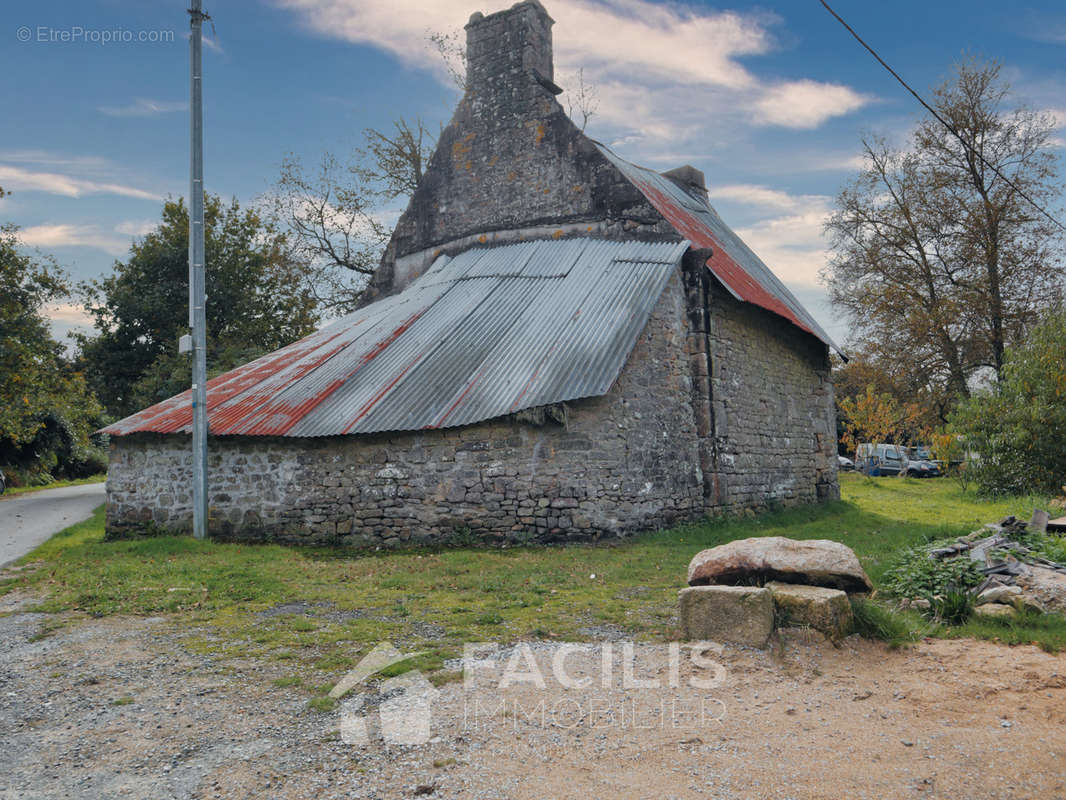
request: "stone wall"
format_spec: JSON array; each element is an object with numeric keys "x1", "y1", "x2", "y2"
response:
[
  {"x1": 705, "y1": 282, "x2": 839, "y2": 509},
  {"x1": 106, "y1": 271, "x2": 705, "y2": 545}
]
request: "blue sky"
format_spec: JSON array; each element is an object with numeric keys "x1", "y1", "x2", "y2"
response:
[{"x1": 3, "y1": 0, "x2": 1065, "y2": 346}]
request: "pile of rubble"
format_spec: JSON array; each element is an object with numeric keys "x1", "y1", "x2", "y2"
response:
[{"x1": 904, "y1": 511, "x2": 1066, "y2": 617}]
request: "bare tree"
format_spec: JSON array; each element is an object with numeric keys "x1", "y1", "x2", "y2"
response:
[
  {"x1": 915, "y1": 59, "x2": 1063, "y2": 378},
  {"x1": 354, "y1": 119, "x2": 433, "y2": 201},
  {"x1": 562, "y1": 67, "x2": 598, "y2": 132},
  {"x1": 427, "y1": 29, "x2": 466, "y2": 92},
  {"x1": 271, "y1": 120, "x2": 436, "y2": 313},
  {"x1": 271, "y1": 152, "x2": 387, "y2": 313},
  {"x1": 823, "y1": 58, "x2": 1063, "y2": 412}
]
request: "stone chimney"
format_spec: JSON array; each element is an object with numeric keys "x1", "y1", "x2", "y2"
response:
[
  {"x1": 662, "y1": 165, "x2": 707, "y2": 195},
  {"x1": 465, "y1": 1, "x2": 559, "y2": 112}
]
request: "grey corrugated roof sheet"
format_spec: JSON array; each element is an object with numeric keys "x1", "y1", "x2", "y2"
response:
[{"x1": 102, "y1": 238, "x2": 689, "y2": 438}]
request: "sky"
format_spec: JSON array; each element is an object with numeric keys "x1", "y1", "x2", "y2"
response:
[{"x1": 3, "y1": 0, "x2": 1066, "y2": 348}]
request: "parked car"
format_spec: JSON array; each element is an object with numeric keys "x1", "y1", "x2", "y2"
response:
[
  {"x1": 837, "y1": 455, "x2": 855, "y2": 471},
  {"x1": 854, "y1": 443, "x2": 908, "y2": 476},
  {"x1": 856, "y1": 443, "x2": 941, "y2": 477},
  {"x1": 905, "y1": 448, "x2": 941, "y2": 478}
]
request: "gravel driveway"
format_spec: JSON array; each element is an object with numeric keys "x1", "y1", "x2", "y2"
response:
[
  {"x1": 2, "y1": 587, "x2": 1065, "y2": 800},
  {"x1": 0, "y1": 483, "x2": 105, "y2": 568}
]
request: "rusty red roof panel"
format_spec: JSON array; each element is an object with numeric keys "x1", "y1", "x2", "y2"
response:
[
  {"x1": 593, "y1": 142, "x2": 840, "y2": 354},
  {"x1": 100, "y1": 238, "x2": 689, "y2": 438}
]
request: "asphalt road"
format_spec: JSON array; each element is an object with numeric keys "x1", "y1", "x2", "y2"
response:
[{"x1": 0, "y1": 483, "x2": 106, "y2": 568}]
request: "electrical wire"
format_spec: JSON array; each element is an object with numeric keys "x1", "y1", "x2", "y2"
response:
[{"x1": 820, "y1": 0, "x2": 1066, "y2": 234}]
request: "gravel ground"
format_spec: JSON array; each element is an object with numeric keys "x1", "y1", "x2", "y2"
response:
[{"x1": 2, "y1": 589, "x2": 1066, "y2": 800}]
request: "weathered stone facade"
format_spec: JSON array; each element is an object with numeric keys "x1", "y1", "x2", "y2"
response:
[
  {"x1": 104, "y1": 0, "x2": 839, "y2": 544},
  {"x1": 707, "y1": 284, "x2": 839, "y2": 508}
]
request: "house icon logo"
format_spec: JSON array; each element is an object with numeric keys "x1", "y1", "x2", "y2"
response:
[{"x1": 331, "y1": 642, "x2": 439, "y2": 746}]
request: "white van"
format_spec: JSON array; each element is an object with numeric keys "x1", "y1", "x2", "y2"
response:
[{"x1": 854, "y1": 443, "x2": 908, "y2": 476}]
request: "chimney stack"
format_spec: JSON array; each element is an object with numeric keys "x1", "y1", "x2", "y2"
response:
[
  {"x1": 662, "y1": 165, "x2": 707, "y2": 195},
  {"x1": 465, "y1": 1, "x2": 557, "y2": 110}
]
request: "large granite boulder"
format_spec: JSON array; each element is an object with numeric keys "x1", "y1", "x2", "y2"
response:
[
  {"x1": 765, "y1": 581, "x2": 853, "y2": 640},
  {"x1": 687, "y1": 537, "x2": 872, "y2": 592},
  {"x1": 678, "y1": 586, "x2": 774, "y2": 648}
]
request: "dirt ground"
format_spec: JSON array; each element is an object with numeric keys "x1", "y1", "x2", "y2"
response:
[{"x1": 2, "y1": 589, "x2": 1065, "y2": 800}]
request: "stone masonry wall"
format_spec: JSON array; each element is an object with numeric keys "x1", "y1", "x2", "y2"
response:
[
  {"x1": 106, "y1": 271, "x2": 705, "y2": 545},
  {"x1": 705, "y1": 282, "x2": 839, "y2": 509}
]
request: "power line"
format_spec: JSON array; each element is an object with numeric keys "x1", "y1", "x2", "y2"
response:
[{"x1": 819, "y1": 0, "x2": 1066, "y2": 234}]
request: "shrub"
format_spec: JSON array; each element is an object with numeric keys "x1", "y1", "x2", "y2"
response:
[
  {"x1": 950, "y1": 312, "x2": 1066, "y2": 496},
  {"x1": 880, "y1": 538, "x2": 986, "y2": 599}
]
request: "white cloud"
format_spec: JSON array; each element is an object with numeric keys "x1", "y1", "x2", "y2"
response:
[
  {"x1": 0, "y1": 164, "x2": 160, "y2": 201},
  {"x1": 99, "y1": 98, "x2": 186, "y2": 117},
  {"x1": 114, "y1": 219, "x2": 157, "y2": 237},
  {"x1": 43, "y1": 303, "x2": 96, "y2": 347},
  {"x1": 42, "y1": 301, "x2": 93, "y2": 327},
  {"x1": 708, "y1": 183, "x2": 815, "y2": 212},
  {"x1": 1045, "y1": 108, "x2": 1066, "y2": 129},
  {"x1": 0, "y1": 150, "x2": 113, "y2": 171},
  {"x1": 273, "y1": 0, "x2": 870, "y2": 146},
  {"x1": 752, "y1": 80, "x2": 870, "y2": 129},
  {"x1": 734, "y1": 204, "x2": 832, "y2": 288},
  {"x1": 552, "y1": 0, "x2": 771, "y2": 91},
  {"x1": 17, "y1": 224, "x2": 129, "y2": 255}
]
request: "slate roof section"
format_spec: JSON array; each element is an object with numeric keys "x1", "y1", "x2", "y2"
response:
[
  {"x1": 102, "y1": 238, "x2": 690, "y2": 438},
  {"x1": 593, "y1": 141, "x2": 841, "y2": 355}
]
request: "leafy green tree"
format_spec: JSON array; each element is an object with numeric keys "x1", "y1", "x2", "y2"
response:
[
  {"x1": 0, "y1": 188, "x2": 105, "y2": 481},
  {"x1": 78, "y1": 195, "x2": 319, "y2": 419},
  {"x1": 949, "y1": 310, "x2": 1066, "y2": 495}
]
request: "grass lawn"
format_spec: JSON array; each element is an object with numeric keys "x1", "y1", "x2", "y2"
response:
[
  {"x1": 3, "y1": 473, "x2": 1065, "y2": 697},
  {"x1": 1, "y1": 474, "x2": 106, "y2": 497}
]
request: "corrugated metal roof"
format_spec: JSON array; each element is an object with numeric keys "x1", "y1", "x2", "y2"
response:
[
  {"x1": 592, "y1": 141, "x2": 842, "y2": 355},
  {"x1": 102, "y1": 238, "x2": 689, "y2": 438}
]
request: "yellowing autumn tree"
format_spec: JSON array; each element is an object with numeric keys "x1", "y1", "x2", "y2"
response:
[{"x1": 838, "y1": 386, "x2": 925, "y2": 454}]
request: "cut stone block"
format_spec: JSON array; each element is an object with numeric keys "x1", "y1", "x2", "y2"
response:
[
  {"x1": 976, "y1": 584, "x2": 1021, "y2": 605},
  {"x1": 766, "y1": 581, "x2": 853, "y2": 640},
  {"x1": 975, "y1": 603, "x2": 1015, "y2": 619},
  {"x1": 678, "y1": 585, "x2": 773, "y2": 648}
]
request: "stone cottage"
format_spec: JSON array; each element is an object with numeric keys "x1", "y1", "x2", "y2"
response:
[{"x1": 102, "y1": 0, "x2": 841, "y2": 546}]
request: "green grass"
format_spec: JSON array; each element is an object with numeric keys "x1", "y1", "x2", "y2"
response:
[
  {"x1": 949, "y1": 608, "x2": 1066, "y2": 652},
  {"x1": 2, "y1": 474, "x2": 1063, "y2": 681},
  {"x1": 849, "y1": 597, "x2": 931, "y2": 649},
  {"x1": 1, "y1": 475, "x2": 106, "y2": 497}
]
